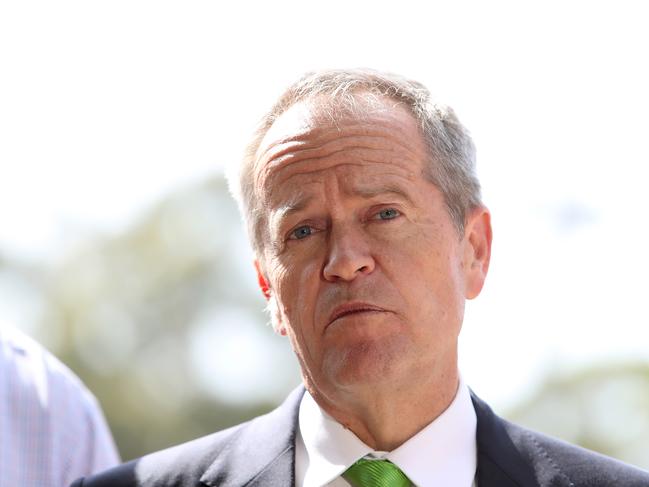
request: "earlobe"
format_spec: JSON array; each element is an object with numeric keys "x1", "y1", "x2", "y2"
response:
[
  {"x1": 254, "y1": 260, "x2": 272, "y2": 300},
  {"x1": 464, "y1": 207, "x2": 492, "y2": 299},
  {"x1": 266, "y1": 291, "x2": 288, "y2": 336},
  {"x1": 254, "y1": 260, "x2": 288, "y2": 337},
  {"x1": 276, "y1": 322, "x2": 288, "y2": 336}
]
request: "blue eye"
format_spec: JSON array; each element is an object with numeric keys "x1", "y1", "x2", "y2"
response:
[
  {"x1": 290, "y1": 225, "x2": 313, "y2": 240},
  {"x1": 377, "y1": 208, "x2": 400, "y2": 220}
]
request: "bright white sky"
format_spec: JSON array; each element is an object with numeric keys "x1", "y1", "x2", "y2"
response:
[{"x1": 1, "y1": 1, "x2": 648, "y2": 410}]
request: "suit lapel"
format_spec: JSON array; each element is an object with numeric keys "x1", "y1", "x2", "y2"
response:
[
  {"x1": 477, "y1": 451, "x2": 532, "y2": 487},
  {"x1": 200, "y1": 387, "x2": 304, "y2": 487},
  {"x1": 245, "y1": 446, "x2": 295, "y2": 487},
  {"x1": 472, "y1": 392, "x2": 541, "y2": 487}
]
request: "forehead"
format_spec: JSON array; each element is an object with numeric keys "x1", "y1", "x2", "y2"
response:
[{"x1": 253, "y1": 96, "x2": 429, "y2": 204}]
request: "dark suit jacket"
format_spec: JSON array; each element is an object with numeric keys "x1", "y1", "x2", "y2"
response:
[{"x1": 72, "y1": 387, "x2": 649, "y2": 486}]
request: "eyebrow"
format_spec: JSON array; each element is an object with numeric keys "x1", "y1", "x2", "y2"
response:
[
  {"x1": 353, "y1": 183, "x2": 414, "y2": 204},
  {"x1": 269, "y1": 193, "x2": 314, "y2": 234},
  {"x1": 276, "y1": 193, "x2": 312, "y2": 216},
  {"x1": 272, "y1": 182, "x2": 413, "y2": 226}
]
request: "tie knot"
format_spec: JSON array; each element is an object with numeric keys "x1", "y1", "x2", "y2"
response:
[{"x1": 343, "y1": 458, "x2": 412, "y2": 487}]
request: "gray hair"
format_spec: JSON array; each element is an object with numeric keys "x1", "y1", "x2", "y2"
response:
[{"x1": 231, "y1": 68, "x2": 482, "y2": 255}]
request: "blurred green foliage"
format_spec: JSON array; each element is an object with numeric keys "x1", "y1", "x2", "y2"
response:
[
  {"x1": 506, "y1": 363, "x2": 649, "y2": 470},
  {"x1": 10, "y1": 176, "x2": 301, "y2": 460}
]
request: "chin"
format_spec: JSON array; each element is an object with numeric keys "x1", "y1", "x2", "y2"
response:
[{"x1": 322, "y1": 336, "x2": 411, "y2": 388}]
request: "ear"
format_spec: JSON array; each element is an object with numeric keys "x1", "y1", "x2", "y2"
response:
[
  {"x1": 254, "y1": 260, "x2": 287, "y2": 336},
  {"x1": 462, "y1": 207, "x2": 492, "y2": 299},
  {"x1": 254, "y1": 259, "x2": 271, "y2": 300}
]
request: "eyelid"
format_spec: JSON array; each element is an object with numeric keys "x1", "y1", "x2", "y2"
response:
[
  {"x1": 369, "y1": 205, "x2": 402, "y2": 220},
  {"x1": 285, "y1": 220, "x2": 321, "y2": 241},
  {"x1": 287, "y1": 224, "x2": 312, "y2": 240}
]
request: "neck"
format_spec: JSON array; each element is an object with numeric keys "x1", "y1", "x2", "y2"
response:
[{"x1": 308, "y1": 365, "x2": 460, "y2": 451}]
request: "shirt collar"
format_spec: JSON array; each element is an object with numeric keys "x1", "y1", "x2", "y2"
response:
[
  {"x1": 298, "y1": 390, "x2": 372, "y2": 486},
  {"x1": 297, "y1": 376, "x2": 477, "y2": 487}
]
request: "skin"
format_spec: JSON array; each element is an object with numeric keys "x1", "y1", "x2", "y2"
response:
[{"x1": 253, "y1": 95, "x2": 492, "y2": 451}]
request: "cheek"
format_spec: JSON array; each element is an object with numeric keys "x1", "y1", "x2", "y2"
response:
[
  {"x1": 273, "y1": 256, "x2": 326, "y2": 370},
  {"x1": 379, "y1": 229, "x2": 464, "y2": 314},
  {"x1": 273, "y1": 254, "x2": 322, "y2": 324}
]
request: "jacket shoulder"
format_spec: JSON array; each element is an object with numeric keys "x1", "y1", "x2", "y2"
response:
[
  {"x1": 70, "y1": 386, "x2": 304, "y2": 487},
  {"x1": 502, "y1": 420, "x2": 649, "y2": 486},
  {"x1": 71, "y1": 422, "x2": 247, "y2": 487}
]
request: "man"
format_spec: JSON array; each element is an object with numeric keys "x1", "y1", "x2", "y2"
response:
[
  {"x1": 72, "y1": 69, "x2": 649, "y2": 486},
  {"x1": 0, "y1": 324, "x2": 119, "y2": 486}
]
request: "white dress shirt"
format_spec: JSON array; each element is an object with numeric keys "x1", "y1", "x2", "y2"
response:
[
  {"x1": 295, "y1": 376, "x2": 477, "y2": 487},
  {"x1": 0, "y1": 325, "x2": 120, "y2": 487}
]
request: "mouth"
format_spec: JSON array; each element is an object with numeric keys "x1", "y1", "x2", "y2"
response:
[{"x1": 328, "y1": 302, "x2": 388, "y2": 327}]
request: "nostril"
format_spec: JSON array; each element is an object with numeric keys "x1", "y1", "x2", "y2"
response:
[{"x1": 322, "y1": 230, "x2": 375, "y2": 281}]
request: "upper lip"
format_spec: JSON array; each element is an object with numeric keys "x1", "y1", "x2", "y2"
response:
[{"x1": 327, "y1": 302, "x2": 387, "y2": 326}]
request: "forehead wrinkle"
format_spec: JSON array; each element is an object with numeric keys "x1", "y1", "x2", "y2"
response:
[
  {"x1": 264, "y1": 155, "x2": 424, "y2": 212},
  {"x1": 260, "y1": 150, "x2": 424, "y2": 200},
  {"x1": 267, "y1": 161, "x2": 374, "y2": 194},
  {"x1": 268, "y1": 144, "x2": 391, "y2": 174},
  {"x1": 270, "y1": 164, "x2": 419, "y2": 215},
  {"x1": 260, "y1": 132, "x2": 413, "y2": 172},
  {"x1": 255, "y1": 118, "x2": 424, "y2": 179}
]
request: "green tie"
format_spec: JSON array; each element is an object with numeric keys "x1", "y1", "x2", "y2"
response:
[{"x1": 343, "y1": 458, "x2": 412, "y2": 487}]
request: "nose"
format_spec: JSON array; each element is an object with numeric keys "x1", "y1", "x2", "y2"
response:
[{"x1": 322, "y1": 225, "x2": 375, "y2": 282}]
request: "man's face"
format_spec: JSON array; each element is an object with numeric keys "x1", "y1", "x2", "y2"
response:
[{"x1": 253, "y1": 97, "x2": 491, "y2": 400}]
